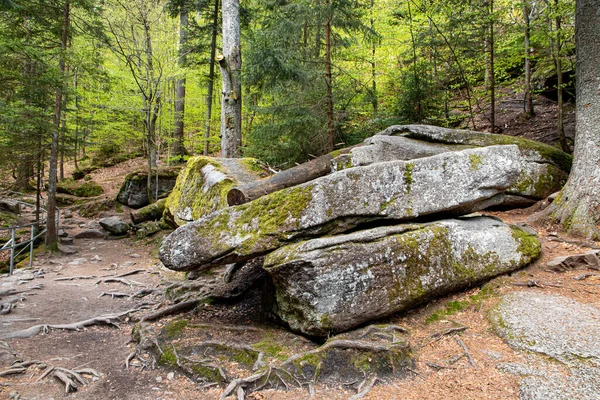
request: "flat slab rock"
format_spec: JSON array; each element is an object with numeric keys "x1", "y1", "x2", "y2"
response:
[
  {"x1": 546, "y1": 250, "x2": 600, "y2": 272},
  {"x1": 490, "y1": 292, "x2": 600, "y2": 400},
  {"x1": 332, "y1": 124, "x2": 571, "y2": 203},
  {"x1": 264, "y1": 216, "x2": 541, "y2": 336},
  {"x1": 160, "y1": 145, "x2": 522, "y2": 272}
]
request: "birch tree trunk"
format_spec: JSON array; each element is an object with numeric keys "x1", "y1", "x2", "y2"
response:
[
  {"x1": 219, "y1": 0, "x2": 241, "y2": 158},
  {"x1": 541, "y1": 0, "x2": 600, "y2": 239}
]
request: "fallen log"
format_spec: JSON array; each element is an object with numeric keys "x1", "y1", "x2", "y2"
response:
[{"x1": 227, "y1": 154, "x2": 335, "y2": 206}]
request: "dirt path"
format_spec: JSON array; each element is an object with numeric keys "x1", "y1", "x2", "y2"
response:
[{"x1": 2, "y1": 163, "x2": 600, "y2": 399}]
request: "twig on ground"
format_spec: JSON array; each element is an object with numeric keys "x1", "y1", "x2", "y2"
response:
[
  {"x1": 419, "y1": 325, "x2": 468, "y2": 347},
  {"x1": 454, "y1": 337, "x2": 477, "y2": 369},
  {"x1": 95, "y1": 278, "x2": 146, "y2": 287}
]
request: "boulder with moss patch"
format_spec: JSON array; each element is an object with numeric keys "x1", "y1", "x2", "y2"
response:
[
  {"x1": 160, "y1": 145, "x2": 522, "y2": 272},
  {"x1": 117, "y1": 167, "x2": 181, "y2": 209},
  {"x1": 130, "y1": 198, "x2": 166, "y2": 224},
  {"x1": 263, "y1": 216, "x2": 540, "y2": 336},
  {"x1": 57, "y1": 179, "x2": 104, "y2": 198},
  {"x1": 332, "y1": 125, "x2": 572, "y2": 207},
  {"x1": 163, "y1": 157, "x2": 268, "y2": 228}
]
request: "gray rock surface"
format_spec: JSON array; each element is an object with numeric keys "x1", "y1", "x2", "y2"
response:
[
  {"x1": 0, "y1": 199, "x2": 20, "y2": 214},
  {"x1": 490, "y1": 292, "x2": 600, "y2": 400},
  {"x1": 546, "y1": 251, "x2": 600, "y2": 272},
  {"x1": 117, "y1": 168, "x2": 180, "y2": 209},
  {"x1": 99, "y1": 216, "x2": 130, "y2": 235},
  {"x1": 160, "y1": 145, "x2": 522, "y2": 272},
  {"x1": 332, "y1": 125, "x2": 572, "y2": 203},
  {"x1": 264, "y1": 217, "x2": 540, "y2": 336},
  {"x1": 73, "y1": 229, "x2": 106, "y2": 239}
]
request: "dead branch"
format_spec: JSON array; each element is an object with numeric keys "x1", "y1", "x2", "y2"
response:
[
  {"x1": 140, "y1": 298, "x2": 201, "y2": 322},
  {"x1": 419, "y1": 325, "x2": 468, "y2": 347},
  {"x1": 0, "y1": 306, "x2": 146, "y2": 340},
  {"x1": 99, "y1": 292, "x2": 130, "y2": 299},
  {"x1": 113, "y1": 269, "x2": 146, "y2": 278},
  {"x1": 574, "y1": 273, "x2": 600, "y2": 281},
  {"x1": 547, "y1": 235, "x2": 600, "y2": 249},
  {"x1": 54, "y1": 275, "x2": 98, "y2": 281},
  {"x1": 454, "y1": 337, "x2": 477, "y2": 369},
  {"x1": 358, "y1": 325, "x2": 408, "y2": 339},
  {"x1": 0, "y1": 367, "x2": 27, "y2": 377},
  {"x1": 129, "y1": 288, "x2": 160, "y2": 299}
]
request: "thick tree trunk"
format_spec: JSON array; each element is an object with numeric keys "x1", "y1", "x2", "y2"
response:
[
  {"x1": 554, "y1": 0, "x2": 569, "y2": 153},
  {"x1": 523, "y1": 2, "x2": 534, "y2": 116},
  {"x1": 47, "y1": 0, "x2": 70, "y2": 246},
  {"x1": 324, "y1": 0, "x2": 335, "y2": 153},
  {"x1": 205, "y1": 0, "x2": 219, "y2": 156},
  {"x1": 219, "y1": 0, "x2": 242, "y2": 158},
  {"x1": 542, "y1": 0, "x2": 600, "y2": 239},
  {"x1": 488, "y1": 0, "x2": 496, "y2": 133},
  {"x1": 172, "y1": 10, "x2": 188, "y2": 158},
  {"x1": 227, "y1": 154, "x2": 335, "y2": 206}
]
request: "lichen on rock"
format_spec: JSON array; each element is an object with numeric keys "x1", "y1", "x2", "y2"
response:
[{"x1": 263, "y1": 216, "x2": 540, "y2": 336}]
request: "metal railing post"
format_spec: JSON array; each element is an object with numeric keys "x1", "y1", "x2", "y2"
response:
[
  {"x1": 29, "y1": 225, "x2": 34, "y2": 268},
  {"x1": 9, "y1": 228, "x2": 15, "y2": 275}
]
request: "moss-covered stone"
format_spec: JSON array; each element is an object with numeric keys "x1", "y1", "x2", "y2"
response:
[
  {"x1": 163, "y1": 156, "x2": 265, "y2": 227},
  {"x1": 57, "y1": 179, "x2": 103, "y2": 197},
  {"x1": 117, "y1": 167, "x2": 181, "y2": 209},
  {"x1": 264, "y1": 216, "x2": 541, "y2": 336}
]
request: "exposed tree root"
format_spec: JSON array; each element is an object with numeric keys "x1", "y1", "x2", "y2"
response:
[
  {"x1": 140, "y1": 299, "x2": 201, "y2": 322},
  {"x1": 0, "y1": 359, "x2": 101, "y2": 393},
  {"x1": 54, "y1": 275, "x2": 98, "y2": 281},
  {"x1": 0, "y1": 306, "x2": 147, "y2": 340},
  {"x1": 96, "y1": 277, "x2": 146, "y2": 287},
  {"x1": 99, "y1": 292, "x2": 130, "y2": 299},
  {"x1": 0, "y1": 284, "x2": 44, "y2": 298},
  {"x1": 349, "y1": 376, "x2": 379, "y2": 400},
  {"x1": 418, "y1": 325, "x2": 468, "y2": 348}
]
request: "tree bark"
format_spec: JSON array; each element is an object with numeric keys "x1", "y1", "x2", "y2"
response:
[
  {"x1": 205, "y1": 0, "x2": 219, "y2": 156},
  {"x1": 523, "y1": 2, "x2": 534, "y2": 116},
  {"x1": 47, "y1": 0, "x2": 70, "y2": 246},
  {"x1": 227, "y1": 154, "x2": 335, "y2": 206},
  {"x1": 219, "y1": 0, "x2": 242, "y2": 158},
  {"x1": 172, "y1": 10, "x2": 188, "y2": 158},
  {"x1": 554, "y1": 0, "x2": 569, "y2": 153},
  {"x1": 324, "y1": 0, "x2": 335, "y2": 153},
  {"x1": 488, "y1": 0, "x2": 496, "y2": 133},
  {"x1": 541, "y1": 0, "x2": 600, "y2": 239}
]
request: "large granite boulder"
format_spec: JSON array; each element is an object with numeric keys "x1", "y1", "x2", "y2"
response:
[
  {"x1": 332, "y1": 125, "x2": 572, "y2": 207},
  {"x1": 163, "y1": 157, "x2": 267, "y2": 228},
  {"x1": 159, "y1": 145, "x2": 522, "y2": 272},
  {"x1": 117, "y1": 167, "x2": 180, "y2": 209},
  {"x1": 99, "y1": 216, "x2": 130, "y2": 235},
  {"x1": 264, "y1": 216, "x2": 540, "y2": 336}
]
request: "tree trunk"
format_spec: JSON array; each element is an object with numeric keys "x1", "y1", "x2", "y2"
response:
[
  {"x1": 172, "y1": 10, "x2": 188, "y2": 158},
  {"x1": 219, "y1": 0, "x2": 242, "y2": 158},
  {"x1": 324, "y1": 0, "x2": 335, "y2": 153},
  {"x1": 228, "y1": 154, "x2": 335, "y2": 206},
  {"x1": 47, "y1": 0, "x2": 70, "y2": 247},
  {"x1": 488, "y1": 0, "x2": 496, "y2": 133},
  {"x1": 205, "y1": 0, "x2": 219, "y2": 156},
  {"x1": 542, "y1": 0, "x2": 600, "y2": 239},
  {"x1": 523, "y1": 2, "x2": 534, "y2": 116},
  {"x1": 554, "y1": 0, "x2": 569, "y2": 153}
]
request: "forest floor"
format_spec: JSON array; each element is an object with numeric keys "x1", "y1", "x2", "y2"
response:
[{"x1": 0, "y1": 93, "x2": 596, "y2": 400}]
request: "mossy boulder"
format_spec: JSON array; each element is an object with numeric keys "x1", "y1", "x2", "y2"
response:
[
  {"x1": 57, "y1": 179, "x2": 103, "y2": 198},
  {"x1": 163, "y1": 156, "x2": 267, "y2": 228},
  {"x1": 116, "y1": 167, "x2": 180, "y2": 209},
  {"x1": 332, "y1": 124, "x2": 572, "y2": 206},
  {"x1": 160, "y1": 146, "x2": 522, "y2": 272},
  {"x1": 263, "y1": 216, "x2": 541, "y2": 336}
]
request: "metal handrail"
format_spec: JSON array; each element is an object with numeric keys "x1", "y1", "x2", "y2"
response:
[{"x1": 1, "y1": 197, "x2": 60, "y2": 275}]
